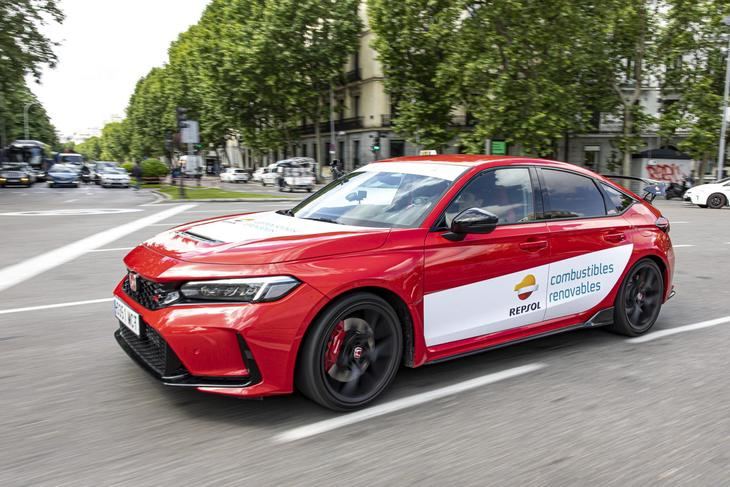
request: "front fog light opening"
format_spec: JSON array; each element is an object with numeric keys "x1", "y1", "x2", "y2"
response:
[{"x1": 180, "y1": 276, "x2": 300, "y2": 303}]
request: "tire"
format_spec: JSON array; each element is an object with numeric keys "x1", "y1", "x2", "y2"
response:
[
  {"x1": 296, "y1": 292, "x2": 403, "y2": 411},
  {"x1": 707, "y1": 192, "x2": 726, "y2": 209},
  {"x1": 608, "y1": 259, "x2": 664, "y2": 337}
]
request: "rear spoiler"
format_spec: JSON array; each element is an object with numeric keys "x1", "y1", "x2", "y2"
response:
[{"x1": 601, "y1": 175, "x2": 666, "y2": 203}]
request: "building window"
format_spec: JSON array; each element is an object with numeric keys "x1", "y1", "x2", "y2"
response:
[
  {"x1": 390, "y1": 140, "x2": 405, "y2": 158},
  {"x1": 583, "y1": 145, "x2": 601, "y2": 170},
  {"x1": 353, "y1": 140, "x2": 361, "y2": 168},
  {"x1": 338, "y1": 141, "x2": 345, "y2": 168},
  {"x1": 353, "y1": 95, "x2": 360, "y2": 118},
  {"x1": 302, "y1": 144, "x2": 307, "y2": 157}
]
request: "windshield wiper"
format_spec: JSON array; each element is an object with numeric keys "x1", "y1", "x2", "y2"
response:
[
  {"x1": 276, "y1": 209, "x2": 294, "y2": 216},
  {"x1": 300, "y1": 216, "x2": 340, "y2": 224}
]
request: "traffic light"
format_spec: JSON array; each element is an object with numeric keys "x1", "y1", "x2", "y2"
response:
[
  {"x1": 371, "y1": 137, "x2": 381, "y2": 153},
  {"x1": 176, "y1": 107, "x2": 188, "y2": 130}
]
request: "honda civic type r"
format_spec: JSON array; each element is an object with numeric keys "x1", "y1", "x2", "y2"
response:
[{"x1": 113, "y1": 155, "x2": 675, "y2": 410}]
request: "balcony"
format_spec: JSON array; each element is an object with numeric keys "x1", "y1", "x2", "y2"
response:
[{"x1": 299, "y1": 117, "x2": 364, "y2": 135}]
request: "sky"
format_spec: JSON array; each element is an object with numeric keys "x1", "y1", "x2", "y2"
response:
[{"x1": 31, "y1": 0, "x2": 210, "y2": 139}]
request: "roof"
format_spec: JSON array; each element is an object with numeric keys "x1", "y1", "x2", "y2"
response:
[
  {"x1": 632, "y1": 147, "x2": 692, "y2": 160},
  {"x1": 377, "y1": 154, "x2": 592, "y2": 174}
]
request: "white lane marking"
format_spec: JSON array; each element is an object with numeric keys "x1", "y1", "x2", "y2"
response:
[
  {"x1": 0, "y1": 298, "x2": 113, "y2": 315},
  {"x1": 627, "y1": 316, "x2": 730, "y2": 344},
  {"x1": 64, "y1": 199, "x2": 78, "y2": 203},
  {"x1": 673, "y1": 244, "x2": 695, "y2": 248},
  {"x1": 87, "y1": 247, "x2": 134, "y2": 253},
  {"x1": 0, "y1": 204, "x2": 196, "y2": 293},
  {"x1": 149, "y1": 222, "x2": 186, "y2": 226},
  {"x1": 273, "y1": 363, "x2": 546, "y2": 443}
]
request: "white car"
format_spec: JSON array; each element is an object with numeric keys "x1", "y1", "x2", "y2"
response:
[
  {"x1": 251, "y1": 167, "x2": 266, "y2": 183},
  {"x1": 99, "y1": 167, "x2": 131, "y2": 188},
  {"x1": 260, "y1": 165, "x2": 281, "y2": 186},
  {"x1": 684, "y1": 177, "x2": 730, "y2": 209},
  {"x1": 220, "y1": 168, "x2": 250, "y2": 183}
]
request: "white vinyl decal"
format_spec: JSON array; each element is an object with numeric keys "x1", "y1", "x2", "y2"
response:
[
  {"x1": 424, "y1": 244, "x2": 633, "y2": 346},
  {"x1": 182, "y1": 212, "x2": 375, "y2": 244}
]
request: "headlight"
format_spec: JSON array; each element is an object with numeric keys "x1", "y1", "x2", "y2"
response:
[{"x1": 180, "y1": 276, "x2": 300, "y2": 303}]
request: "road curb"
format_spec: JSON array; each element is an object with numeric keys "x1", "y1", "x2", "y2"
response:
[{"x1": 149, "y1": 189, "x2": 298, "y2": 203}]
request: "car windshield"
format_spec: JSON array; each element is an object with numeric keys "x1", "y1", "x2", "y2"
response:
[
  {"x1": 60, "y1": 155, "x2": 83, "y2": 164},
  {"x1": 290, "y1": 163, "x2": 462, "y2": 228},
  {"x1": 50, "y1": 166, "x2": 73, "y2": 173},
  {"x1": 102, "y1": 167, "x2": 124, "y2": 174},
  {"x1": 2, "y1": 164, "x2": 25, "y2": 171}
]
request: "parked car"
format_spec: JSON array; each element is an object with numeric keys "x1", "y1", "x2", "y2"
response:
[
  {"x1": 113, "y1": 155, "x2": 675, "y2": 410},
  {"x1": 220, "y1": 167, "x2": 251, "y2": 183},
  {"x1": 279, "y1": 165, "x2": 315, "y2": 192},
  {"x1": 252, "y1": 167, "x2": 267, "y2": 183},
  {"x1": 47, "y1": 164, "x2": 80, "y2": 187},
  {"x1": 0, "y1": 163, "x2": 34, "y2": 187},
  {"x1": 92, "y1": 161, "x2": 119, "y2": 185},
  {"x1": 683, "y1": 177, "x2": 730, "y2": 209},
  {"x1": 99, "y1": 167, "x2": 131, "y2": 188}
]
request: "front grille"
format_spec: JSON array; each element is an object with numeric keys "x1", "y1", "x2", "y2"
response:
[
  {"x1": 118, "y1": 323, "x2": 186, "y2": 378},
  {"x1": 122, "y1": 275, "x2": 169, "y2": 310}
]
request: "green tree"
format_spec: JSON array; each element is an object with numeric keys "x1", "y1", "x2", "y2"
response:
[
  {"x1": 659, "y1": 0, "x2": 730, "y2": 182},
  {"x1": 76, "y1": 136, "x2": 102, "y2": 160},
  {"x1": 447, "y1": 0, "x2": 618, "y2": 157},
  {"x1": 0, "y1": 0, "x2": 63, "y2": 148},
  {"x1": 368, "y1": 0, "x2": 460, "y2": 151},
  {"x1": 99, "y1": 121, "x2": 129, "y2": 162}
]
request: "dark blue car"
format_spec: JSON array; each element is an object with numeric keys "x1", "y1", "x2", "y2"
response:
[{"x1": 47, "y1": 164, "x2": 80, "y2": 188}]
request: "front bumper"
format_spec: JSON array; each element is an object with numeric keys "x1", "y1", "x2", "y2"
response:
[{"x1": 112, "y1": 272, "x2": 327, "y2": 398}]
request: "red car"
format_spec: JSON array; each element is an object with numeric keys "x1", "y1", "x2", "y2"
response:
[{"x1": 113, "y1": 155, "x2": 675, "y2": 410}]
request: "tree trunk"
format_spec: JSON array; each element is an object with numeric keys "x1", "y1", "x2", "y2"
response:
[
  {"x1": 314, "y1": 98, "x2": 324, "y2": 182},
  {"x1": 622, "y1": 104, "x2": 633, "y2": 177}
]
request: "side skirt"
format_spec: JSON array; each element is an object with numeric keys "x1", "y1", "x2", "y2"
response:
[{"x1": 425, "y1": 308, "x2": 615, "y2": 366}]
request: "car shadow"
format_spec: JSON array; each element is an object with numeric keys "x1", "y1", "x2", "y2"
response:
[{"x1": 151, "y1": 326, "x2": 626, "y2": 429}]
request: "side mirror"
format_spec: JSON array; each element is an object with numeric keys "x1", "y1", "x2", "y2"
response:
[
  {"x1": 444, "y1": 208, "x2": 499, "y2": 241},
  {"x1": 346, "y1": 190, "x2": 367, "y2": 202}
]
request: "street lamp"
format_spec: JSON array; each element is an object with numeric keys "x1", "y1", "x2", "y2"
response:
[
  {"x1": 717, "y1": 16, "x2": 730, "y2": 180},
  {"x1": 23, "y1": 102, "x2": 37, "y2": 140}
]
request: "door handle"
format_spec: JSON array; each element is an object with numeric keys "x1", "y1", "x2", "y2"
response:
[
  {"x1": 603, "y1": 232, "x2": 626, "y2": 243},
  {"x1": 519, "y1": 240, "x2": 548, "y2": 252}
]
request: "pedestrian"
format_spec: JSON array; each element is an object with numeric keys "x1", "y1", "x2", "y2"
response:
[{"x1": 131, "y1": 161, "x2": 142, "y2": 190}]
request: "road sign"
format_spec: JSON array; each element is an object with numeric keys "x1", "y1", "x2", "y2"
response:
[
  {"x1": 491, "y1": 140, "x2": 507, "y2": 155},
  {"x1": 181, "y1": 120, "x2": 199, "y2": 144}
]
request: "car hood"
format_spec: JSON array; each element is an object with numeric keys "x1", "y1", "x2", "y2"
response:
[{"x1": 142, "y1": 211, "x2": 391, "y2": 265}]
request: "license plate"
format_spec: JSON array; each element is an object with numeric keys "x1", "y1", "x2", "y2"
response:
[{"x1": 114, "y1": 297, "x2": 140, "y2": 336}]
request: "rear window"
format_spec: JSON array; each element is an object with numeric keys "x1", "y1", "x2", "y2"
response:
[
  {"x1": 601, "y1": 183, "x2": 634, "y2": 215},
  {"x1": 541, "y1": 169, "x2": 606, "y2": 219}
]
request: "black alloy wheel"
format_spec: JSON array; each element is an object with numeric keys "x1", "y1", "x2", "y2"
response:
[
  {"x1": 297, "y1": 292, "x2": 402, "y2": 410},
  {"x1": 707, "y1": 193, "x2": 726, "y2": 209},
  {"x1": 609, "y1": 259, "x2": 664, "y2": 336}
]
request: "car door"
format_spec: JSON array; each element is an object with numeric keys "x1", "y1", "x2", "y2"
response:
[
  {"x1": 537, "y1": 168, "x2": 634, "y2": 321},
  {"x1": 423, "y1": 166, "x2": 552, "y2": 347}
]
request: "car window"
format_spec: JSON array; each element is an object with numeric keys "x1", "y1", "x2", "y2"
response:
[
  {"x1": 541, "y1": 169, "x2": 606, "y2": 219},
  {"x1": 292, "y1": 169, "x2": 452, "y2": 228},
  {"x1": 601, "y1": 183, "x2": 634, "y2": 215},
  {"x1": 444, "y1": 167, "x2": 535, "y2": 227}
]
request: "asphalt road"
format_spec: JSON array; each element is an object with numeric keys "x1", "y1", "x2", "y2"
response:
[{"x1": 0, "y1": 184, "x2": 728, "y2": 486}]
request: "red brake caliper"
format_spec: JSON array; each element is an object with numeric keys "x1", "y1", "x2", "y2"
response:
[{"x1": 324, "y1": 322, "x2": 346, "y2": 372}]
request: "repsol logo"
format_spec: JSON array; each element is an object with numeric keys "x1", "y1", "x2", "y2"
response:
[{"x1": 509, "y1": 301, "x2": 542, "y2": 316}]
